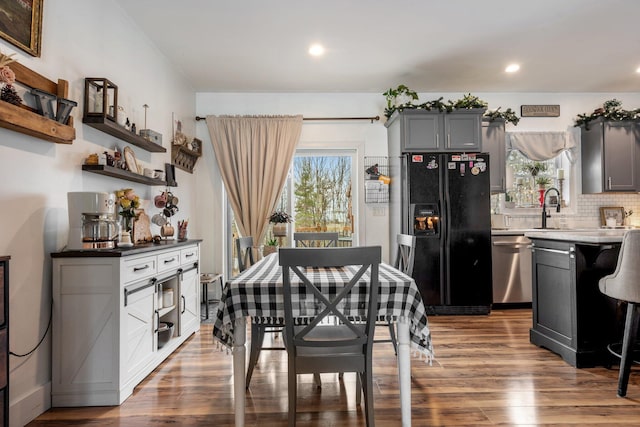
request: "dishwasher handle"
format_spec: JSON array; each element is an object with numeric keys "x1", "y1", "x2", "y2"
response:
[
  {"x1": 532, "y1": 246, "x2": 575, "y2": 257},
  {"x1": 492, "y1": 242, "x2": 532, "y2": 249}
]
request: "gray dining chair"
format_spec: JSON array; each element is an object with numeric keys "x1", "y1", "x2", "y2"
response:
[
  {"x1": 293, "y1": 232, "x2": 339, "y2": 247},
  {"x1": 376, "y1": 233, "x2": 417, "y2": 354},
  {"x1": 279, "y1": 246, "x2": 380, "y2": 427},
  {"x1": 599, "y1": 229, "x2": 640, "y2": 397},
  {"x1": 235, "y1": 236, "x2": 255, "y2": 273},
  {"x1": 236, "y1": 236, "x2": 285, "y2": 388}
]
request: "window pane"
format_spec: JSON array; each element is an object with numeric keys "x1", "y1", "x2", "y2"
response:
[{"x1": 504, "y1": 151, "x2": 570, "y2": 208}]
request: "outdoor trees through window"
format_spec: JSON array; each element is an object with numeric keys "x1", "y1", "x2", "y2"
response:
[{"x1": 293, "y1": 156, "x2": 352, "y2": 236}]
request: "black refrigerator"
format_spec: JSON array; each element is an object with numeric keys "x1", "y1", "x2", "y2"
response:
[{"x1": 389, "y1": 152, "x2": 492, "y2": 314}]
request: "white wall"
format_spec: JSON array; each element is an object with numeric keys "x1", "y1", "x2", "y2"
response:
[
  {"x1": 194, "y1": 92, "x2": 640, "y2": 272},
  {"x1": 0, "y1": 2, "x2": 196, "y2": 425}
]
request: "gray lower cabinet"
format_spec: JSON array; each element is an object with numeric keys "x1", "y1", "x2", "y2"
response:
[
  {"x1": 482, "y1": 119, "x2": 506, "y2": 193},
  {"x1": 529, "y1": 239, "x2": 620, "y2": 367},
  {"x1": 51, "y1": 242, "x2": 200, "y2": 406},
  {"x1": 581, "y1": 118, "x2": 639, "y2": 193},
  {"x1": 385, "y1": 109, "x2": 484, "y2": 153}
]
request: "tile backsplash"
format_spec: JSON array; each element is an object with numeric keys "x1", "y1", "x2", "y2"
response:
[{"x1": 491, "y1": 192, "x2": 640, "y2": 229}]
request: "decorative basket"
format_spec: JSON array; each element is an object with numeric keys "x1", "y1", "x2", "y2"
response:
[{"x1": 171, "y1": 144, "x2": 201, "y2": 173}]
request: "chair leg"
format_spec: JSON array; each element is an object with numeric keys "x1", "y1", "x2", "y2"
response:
[
  {"x1": 288, "y1": 366, "x2": 297, "y2": 427},
  {"x1": 618, "y1": 303, "x2": 640, "y2": 397},
  {"x1": 313, "y1": 373, "x2": 322, "y2": 388},
  {"x1": 387, "y1": 321, "x2": 398, "y2": 355},
  {"x1": 246, "y1": 323, "x2": 265, "y2": 389},
  {"x1": 356, "y1": 373, "x2": 362, "y2": 405},
  {"x1": 363, "y1": 366, "x2": 375, "y2": 427}
]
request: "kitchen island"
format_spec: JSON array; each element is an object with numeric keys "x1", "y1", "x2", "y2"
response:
[{"x1": 525, "y1": 229, "x2": 626, "y2": 367}]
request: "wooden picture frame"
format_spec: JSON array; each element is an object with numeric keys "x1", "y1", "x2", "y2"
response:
[
  {"x1": 0, "y1": 0, "x2": 43, "y2": 57},
  {"x1": 599, "y1": 206, "x2": 624, "y2": 227}
]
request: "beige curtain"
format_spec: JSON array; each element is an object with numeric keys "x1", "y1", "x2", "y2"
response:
[{"x1": 206, "y1": 115, "x2": 302, "y2": 245}]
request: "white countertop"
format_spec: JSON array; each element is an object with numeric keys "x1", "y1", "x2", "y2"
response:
[
  {"x1": 492, "y1": 227, "x2": 630, "y2": 243},
  {"x1": 524, "y1": 228, "x2": 628, "y2": 243}
]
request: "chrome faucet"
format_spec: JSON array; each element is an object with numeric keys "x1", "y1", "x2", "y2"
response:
[{"x1": 541, "y1": 187, "x2": 561, "y2": 229}]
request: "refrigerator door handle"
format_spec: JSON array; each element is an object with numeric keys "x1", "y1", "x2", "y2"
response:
[{"x1": 441, "y1": 160, "x2": 451, "y2": 305}]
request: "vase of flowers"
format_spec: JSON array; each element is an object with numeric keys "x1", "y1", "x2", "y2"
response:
[{"x1": 115, "y1": 188, "x2": 140, "y2": 233}]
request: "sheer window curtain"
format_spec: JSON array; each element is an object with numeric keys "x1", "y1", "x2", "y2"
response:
[{"x1": 206, "y1": 115, "x2": 302, "y2": 250}]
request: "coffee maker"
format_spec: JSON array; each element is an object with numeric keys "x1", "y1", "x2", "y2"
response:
[{"x1": 67, "y1": 192, "x2": 118, "y2": 250}]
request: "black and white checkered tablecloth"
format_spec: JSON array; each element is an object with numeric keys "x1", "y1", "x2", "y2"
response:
[{"x1": 212, "y1": 253, "x2": 433, "y2": 360}]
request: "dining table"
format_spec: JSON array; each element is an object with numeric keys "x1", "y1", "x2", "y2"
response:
[{"x1": 212, "y1": 251, "x2": 433, "y2": 427}]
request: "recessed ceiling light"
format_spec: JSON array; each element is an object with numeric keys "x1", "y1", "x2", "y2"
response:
[
  {"x1": 308, "y1": 44, "x2": 325, "y2": 57},
  {"x1": 505, "y1": 64, "x2": 520, "y2": 73}
]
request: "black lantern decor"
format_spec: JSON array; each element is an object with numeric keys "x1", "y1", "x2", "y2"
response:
[{"x1": 83, "y1": 77, "x2": 118, "y2": 122}]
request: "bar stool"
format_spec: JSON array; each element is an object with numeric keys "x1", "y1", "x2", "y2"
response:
[
  {"x1": 599, "y1": 229, "x2": 640, "y2": 397},
  {"x1": 201, "y1": 273, "x2": 223, "y2": 320}
]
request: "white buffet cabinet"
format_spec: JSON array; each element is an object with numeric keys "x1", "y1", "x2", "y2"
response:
[{"x1": 51, "y1": 240, "x2": 201, "y2": 407}]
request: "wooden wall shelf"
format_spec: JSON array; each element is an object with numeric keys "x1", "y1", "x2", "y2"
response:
[
  {"x1": 83, "y1": 116, "x2": 166, "y2": 153},
  {"x1": 0, "y1": 62, "x2": 75, "y2": 144},
  {"x1": 82, "y1": 164, "x2": 168, "y2": 186}
]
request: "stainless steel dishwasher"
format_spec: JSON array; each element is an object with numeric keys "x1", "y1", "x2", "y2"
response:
[{"x1": 491, "y1": 234, "x2": 532, "y2": 304}]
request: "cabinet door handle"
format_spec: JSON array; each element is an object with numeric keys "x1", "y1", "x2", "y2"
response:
[
  {"x1": 164, "y1": 258, "x2": 176, "y2": 264},
  {"x1": 608, "y1": 177, "x2": 612, "y2": 190},
  {"x1": 436, "y1": 133, "x2": 439, "y2": 148},
  {"x1": 124, "y1": 278, "x2": 156, "y2": 306},
  {"x1": 181, "y1": 295, "x2": 186, "y2": 314},
  {"x1": 133, "y1": 264, "x2": 150, "y2": 272},
  {"x1": 185, "y1": 253, "x2": 195, "y2": 258},
  {"x1": 446, "y1": 134, "x2": 450, "y2": 148}
]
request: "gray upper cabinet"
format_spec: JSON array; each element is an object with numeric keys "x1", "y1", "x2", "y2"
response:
[
  {"x1": 482, "y1": 119, "x2": 506, "y2": 193},
  {"x1": 581, "y1": 118, "x2": 639, "y2": 193},
  {"x1": 385, "y1": 109, "x2": 484, "y2": 153}
]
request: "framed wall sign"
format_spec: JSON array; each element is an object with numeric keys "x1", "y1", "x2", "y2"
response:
[
  {"x1": 521, "y1": 105, "x2": 560, "y2": 117},
  {"x1": 0, "y1": 0, "x2": 43, "y2": 57}
]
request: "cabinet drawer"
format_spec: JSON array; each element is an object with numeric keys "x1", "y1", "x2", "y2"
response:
[
  {"x1": 180, "y1": 246, "x2": 199, "y2": 266},
  {"x1": 157, "y1": 250, "x2": 181, "y2": 274},
  {"x1": 123, "y1": 255, "x2": 157, "y2": 284}
]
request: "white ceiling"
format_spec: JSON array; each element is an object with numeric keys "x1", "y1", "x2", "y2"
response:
[{"x1": 115, "y1": 0, "x2": 640, "y2": 93}]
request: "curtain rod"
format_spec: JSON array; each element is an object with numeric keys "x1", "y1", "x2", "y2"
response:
[{"x1": 195, "y1": 115, "x2": 380, "y2": 123}]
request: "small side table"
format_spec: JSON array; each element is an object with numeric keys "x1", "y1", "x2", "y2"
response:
[{"x1": 201, "y1": 273, "x2": 223, "y2": 320}]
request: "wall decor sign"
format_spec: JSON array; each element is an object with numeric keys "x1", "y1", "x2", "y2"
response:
[
  {"x1": 0, "y1": 0, "x2": 43, "y2": 57},
  {"x1": 520, "y1": 105, "x2": 560, "y2": 117}
]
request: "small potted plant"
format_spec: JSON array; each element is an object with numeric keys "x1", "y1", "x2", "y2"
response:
[
  {"x1": 269, "y1": 210, "x2": 293, "y2": 237},
  {"x1": 263, "y1": 237, "x2": 278, "y2": 256},
  {"x1": 535, "y1": 176, "x2": 552, "y2": 189}
]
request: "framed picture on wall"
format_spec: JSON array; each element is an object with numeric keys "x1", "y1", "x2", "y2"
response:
[
  {"x1": 0, "y1": 0, "x2": 44, "y2": 57},
  {"x1": 599, "y1": 206, "x2": 624, "y2": 227}
]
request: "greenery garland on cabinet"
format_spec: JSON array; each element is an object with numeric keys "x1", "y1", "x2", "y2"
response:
[
  {"x1": 382, "y1": 85, "x2": 519, "y2": 125},
  {"x1": 574, "y1": 99, "x2": 640, "y2": 129}
]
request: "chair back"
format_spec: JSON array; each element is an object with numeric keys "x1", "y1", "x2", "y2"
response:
[
  {"x1": 293, "y1": 232, "x2": 339, "y2": 247},
  {"x1": 279, "y1": 246, "x2": 381, "y2": 352},
  {"x1": 599, "y1": 230, "x2": 640, "y2": 303},
  {"x1": 236, "y1": 236, "x2": 255, "y2": 273},
  {"x1": 394, "y1": 233, "x2": 416, "y2": 276}
]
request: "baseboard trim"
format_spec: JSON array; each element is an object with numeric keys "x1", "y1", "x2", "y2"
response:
[{"x1": 10, "y1": 382, "x2": 51, "y2": 427}]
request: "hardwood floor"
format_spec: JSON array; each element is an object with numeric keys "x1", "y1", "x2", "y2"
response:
[{"x1": 28, "y1": 309, "x2": 640, "y2": 426}]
